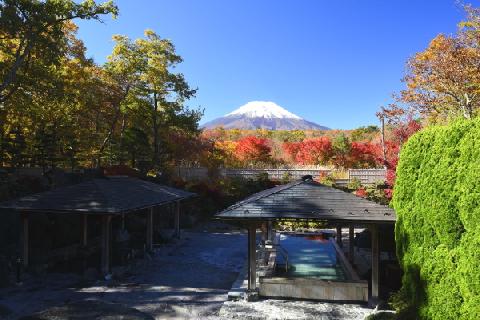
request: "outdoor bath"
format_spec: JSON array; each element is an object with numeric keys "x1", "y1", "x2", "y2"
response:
[{"x1": 259, "y1": 232, "x2": 368, "y2": 302}]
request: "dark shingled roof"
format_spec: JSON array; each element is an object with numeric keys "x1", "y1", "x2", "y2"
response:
[
  {"x1": 216, "y1": 179, "x2": 396, "y2": 224},
  {"x1": 0, "y1": 176, "x2": 195, "y2": 215}
]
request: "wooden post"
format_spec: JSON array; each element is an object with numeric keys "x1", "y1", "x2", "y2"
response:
[
  {"x1": 267, "y1": 221, "x2": 273, "y2": 242},
  {"x1": 174, "y1": 201, "x2": 180, "y2": 239},
  {"x1": 101, "y1": 215, "x2": 112, "y2": 275},
  {"x1": 21, "y1": 214, "x2": 29, "y2": 268},
  {"x1": 82, "y1": 214, "x2": 88, "y2": 247},
  {"x1": 247, "y1": 224, "x2": 257, "y2": 291},
  {"x1": 261, "y1": 222, "x2": 267, "y2": 245},
  {"x1": 336, "y1": 225, "x2": 342, "y2": 247},
  {"x1": 349, "y1": 225, "x2": 355, "y2": 264},
  {"x1": 371, "y1": 224, "x2": 379, "y2": 301},
  {"x1": 146, "y1": 208, "x2": 154, "y2": 251}
]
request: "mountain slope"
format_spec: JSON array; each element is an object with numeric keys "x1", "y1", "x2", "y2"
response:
[{"x1": 202, "y1": 101, "x2": 329, "y2": 130}]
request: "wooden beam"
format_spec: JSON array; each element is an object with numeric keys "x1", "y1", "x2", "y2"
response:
[
  {"x1": 174, "y1": 201, "x2": 180, "y2": 239},
  {"x1": 371, "y1": 224, "x2": 379, "y2": 300},
  {"x1": 101, "y1": 215, "x2": 112, "y2": 275},
  {"x1": 336, "y1": 225, "x2": 342, "y2": 247},
  {"x1": 82, "y1": 214, "x2": 88, "y2": 247},
  {"x1": 247, "y1": 224, "x2": 257, "y2": 291},
  {"x1": 21, "y1": 214, "x2": 29, "y2": 268},
  {"x1": 349, "y1": 225, "x2": 355, "y2": 264},
  {"x1": 146, "y1": 208, "x2": 154, "y2": 251}
]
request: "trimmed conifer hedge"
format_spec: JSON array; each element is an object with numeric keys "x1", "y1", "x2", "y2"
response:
[{"x1": 393, "y1": 119, "x2": 480, "y2": 319}]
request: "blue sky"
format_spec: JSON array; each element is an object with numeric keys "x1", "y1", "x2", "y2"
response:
[{"x1": 77, "y1": 1, "x2": 474, "y2": 129}]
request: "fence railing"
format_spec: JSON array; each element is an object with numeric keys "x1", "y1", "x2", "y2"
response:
[{"x1": 175, "y1": 167, "x2": 387, "y2": 185}]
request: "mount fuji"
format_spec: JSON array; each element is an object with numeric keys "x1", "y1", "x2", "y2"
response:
[{"x1": 202, "y1": 101, "x2": 329, "y2": 130}]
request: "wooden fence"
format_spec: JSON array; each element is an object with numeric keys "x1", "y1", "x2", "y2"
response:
[
  {"x1": 348, "y1": 169, "x2": 387, "y2": 184},
  {"x1": 175, "y1": 167, "x2": 386, "y2": 185}
]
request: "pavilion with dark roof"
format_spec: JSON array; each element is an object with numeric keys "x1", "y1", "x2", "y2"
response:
[
  {"x1": 0, "y1": 176, "x2": 195, "y2": 274},
  {"x1": 216, "y1": 177, "x2": 396, "y2": 303}
]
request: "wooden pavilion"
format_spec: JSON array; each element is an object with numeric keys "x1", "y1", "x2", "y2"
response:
[
  {"x1": 0, "y1": 176, "x2": 195, "y2": 274},
  {"x1": 216, "y1": 176, "x2": 396, "y2": 304}
]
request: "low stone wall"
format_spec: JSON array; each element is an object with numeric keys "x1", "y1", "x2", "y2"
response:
[{"x1": 259, "y1": 277, "x2": 368, "y2": 302}]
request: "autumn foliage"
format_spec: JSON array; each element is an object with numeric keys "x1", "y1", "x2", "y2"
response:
[
  {"x1": 234, "y1": 136, "x2": 272, "y2": 164},
  {"x1": 283, "y1": 137, "x2": 332, "y2": 165},
  {"x1": 349, "y1": 142, "x2": 380, "y2": 168}
]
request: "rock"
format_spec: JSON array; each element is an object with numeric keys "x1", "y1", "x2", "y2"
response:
[
  {"x1": 364, "y1": 310, "x2": 397, "y2": 320},
  {"x1": 0, "y1": 304, "x2": 12, "y2": 317},
  {"x1": 84, "y1": 267, "x2": 99, "y2": 281},
  {"x1": 244, "y1": 290, "x2": 259, "y2": 302},
  {"x1": 111, "y1": 266, "x2": 128, "y2": 279},
  {"x1": 0, "y1": 256, "x2": 10, "y2": 287}
]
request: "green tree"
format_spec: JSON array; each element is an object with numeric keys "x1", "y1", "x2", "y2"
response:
[
  {"x1": 332, "y1": 133, "x2": 351, "y2": 168},
  {"x1": 397, "y1": 5, "x2": 480, "y2": 123},
  {"x1": 108, "y1": 30, "x2": 200, "y2": 169},
  {"x1": 0, "y1": 0, "x2": 117, "y2": 103}
]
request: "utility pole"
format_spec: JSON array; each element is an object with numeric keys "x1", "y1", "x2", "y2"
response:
[{"x1": 378, "y1": 113, "x2": 387, "y2": 169}]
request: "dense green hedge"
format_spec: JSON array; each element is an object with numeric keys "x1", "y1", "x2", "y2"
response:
[{"x1": 393, "y1": 119, "x2": 480, "y2": 319}]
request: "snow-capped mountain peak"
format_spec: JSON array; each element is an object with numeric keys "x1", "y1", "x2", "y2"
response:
[
  {"x1": 226, "y1": 101, "x2": 302, "y2": 119},
  {"x1": 202, "y1": 101, "x2": 329, "y2": 130}
]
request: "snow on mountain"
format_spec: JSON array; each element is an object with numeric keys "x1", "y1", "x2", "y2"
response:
[
  {"x1": 202, "y1": 101, "x2": 329, "y2": 131},
  {"x1": 226, "y1": 101, "x2": 302, "y2": 119}
]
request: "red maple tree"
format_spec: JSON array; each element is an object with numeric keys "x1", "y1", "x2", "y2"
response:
[
  {"x1": 349, "y1": 142, "x2": 381, "y2": 168},
  {"x1": 282, "y1": 137, "x2": 332, "y2": 165},
  {"x1": 234, "y1": 136, "x2": 272, "y2": 163}
]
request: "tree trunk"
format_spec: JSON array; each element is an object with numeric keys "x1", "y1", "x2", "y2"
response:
[
  {"x1": 152, "y1": 91, "x2": 160, "y2": 166},
  {"x1": 0, "y1": 37, "x2": 34, "y2": 103},
  {"x1": 96, "y1": 87, "x2": 130, "y2": 168},
  {"x1": 119, "y1": 113, "x2": 127, "y2": 164},
  {"x1": 96, "y1": 105, "x2": 121, "y2": 168}
]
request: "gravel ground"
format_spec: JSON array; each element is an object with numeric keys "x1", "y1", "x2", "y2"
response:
[
  {"x1": 219, "y1": 299, "x2": 372, "y2": 320},
  {"x1": 0, "y1": 229, "x2": 374, "y2": 320}
]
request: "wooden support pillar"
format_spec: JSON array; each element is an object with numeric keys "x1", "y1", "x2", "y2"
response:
[
  {"x1": 247, "y1": 224, "x2": 257, "y2": 291},
  {"x1": 21, "y1": 214, "x2": 29, "y2": 268},
  {"x1": 371, "y1": 224, "x2": 379, "y2": 301},
  {"x1": 267, "y1": 221, "x2": 273, "y2": 242},
  {"x1": 101, "y1": 215, "x2": 112, "y2": 275},
  {"x1": 336, "y1": 225, "x2": 342, "y2": 247},
  {"x1": 146, "y1": 208, "x2": 154, "y2": 251},
  {"x1": 349, "y1": 225, "x2": 355, "y2": 264},
  {"x1": 82, "y1": 214, "x2": 88, "y2": 247},
  {"x1": 261, "y1": 222, "x2": 267, "y2": 245},
  {"x1": 174, "y1": 201, "x2": 180, "y2": 239}
]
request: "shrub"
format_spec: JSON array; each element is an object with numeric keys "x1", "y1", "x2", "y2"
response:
[
  {"x1": 347, "y1": 177, "x2": 362, "y2": 190},
  {"x1": 365, "y1": 312, "x2": 397, "y2": 320},
  {"x1": 318, "y1": 173, "x2": 336, "y2": 186},
  {"x1": 281, "y1": 172, "x2": 292, "y2": 184},
  {"x1": 393, "y1": 119, "x2": 480, "y2": 319}
]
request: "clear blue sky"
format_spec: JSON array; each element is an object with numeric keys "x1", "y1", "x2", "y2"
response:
[{"x1": 77, "y1": 0, "x2": 475, "y2": 129}]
